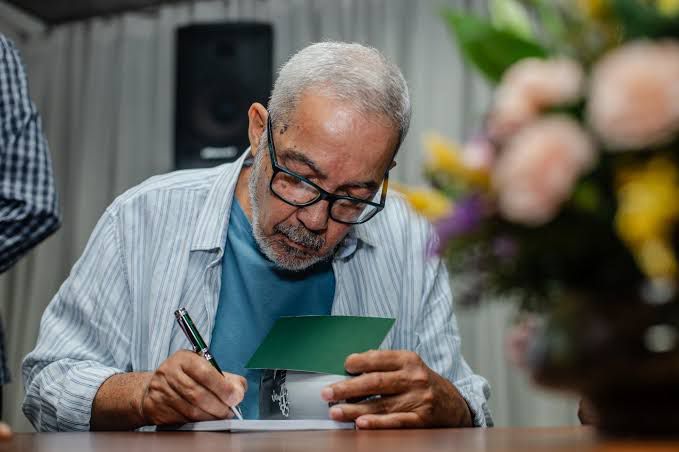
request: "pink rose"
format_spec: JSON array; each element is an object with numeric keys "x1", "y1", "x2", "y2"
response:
[
  {"x1": 489, "y1": 58, "x2": 585, "y2": 143},
  {"x1": 587, "y1": 40, "x2": 679, "y2": 150},
  {"x1": 462, "y1": 135, "x2": 496, "y2": 171},
  {"x1": 493, "y1": 115, "x2": 596, "y2": 225}
]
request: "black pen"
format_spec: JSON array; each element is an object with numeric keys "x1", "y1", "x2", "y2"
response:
[{"x1": 174, "y1": 307, "x2": 244, "y2": 420}]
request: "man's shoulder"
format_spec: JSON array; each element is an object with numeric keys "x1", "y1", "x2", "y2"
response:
[{"x1": 106, "y1": 165, "x2": 226, "y2": 216}]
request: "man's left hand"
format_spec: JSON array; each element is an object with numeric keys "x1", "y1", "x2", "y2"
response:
[{"x1": 321, "y1": 350, "x2": 473, "y2": 429}]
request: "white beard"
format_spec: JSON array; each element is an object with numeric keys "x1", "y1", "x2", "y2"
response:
[{"x1": 247, "y1": 143, "x2": 332, "y2": 272}]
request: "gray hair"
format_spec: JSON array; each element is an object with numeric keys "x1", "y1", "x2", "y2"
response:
[{"x1": 267, "y1": 41, "x2": 411, "y2": 150}]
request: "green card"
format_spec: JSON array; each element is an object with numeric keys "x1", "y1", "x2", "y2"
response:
[{"x1": 246, "y1": 316, "x2": 395, "y2": 375}]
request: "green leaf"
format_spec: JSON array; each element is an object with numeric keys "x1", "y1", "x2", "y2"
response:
[
  {"x1": 490, "y1": 0, "x2": 535, "y2": 40},
  {"x1": 571, "y1": 180, "x2": 602, "y2": 214},
  {"x1": 613, "y1": 0, "x2": 679, "y2": 39},
  {"x1": 442, "y1": 9, "x2": 548, "y2": 83}
]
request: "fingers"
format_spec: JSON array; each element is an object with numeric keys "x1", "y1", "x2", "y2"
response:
[
  {"x1": 179, "y1": 353, "x2": 246, "y2": 408},
  {"x1": 324, "y1": 351, "x2": 431, "y2": 403},
  {"x1": 329, "y1": 395, "x2": 397, "y2": 421},
  {"x1": 167, "y1": 389, "x2": 220, "y2": 422},
  {"x1": 322, "y1": 370, "x2": 413, "y2": 402},
  {"x1": 145, "y1": 350, "x2": 247, "y2": 425},
  {"x1": 355, "y1": 413, "x2": 423, "y2": 430},
  {"x1": 169, "y1": 369, "x2": 234, "y2": 419},
  {"x1": 329, "y1": 393, "x2": 427, "y2": 422},
  {"x1": 222, "y1": 372, "x2": 248, "y2": 407},
  {"x1": 344, "y1": 350, "x2": 411, "y2": 375},
  {"x1": 145, "y1": 375, "x2": 217, "y2": 423}
]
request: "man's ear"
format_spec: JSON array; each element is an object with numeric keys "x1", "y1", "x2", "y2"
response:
[{"x1": 248, "y1": 103, "x2": 268, "y2": 157}]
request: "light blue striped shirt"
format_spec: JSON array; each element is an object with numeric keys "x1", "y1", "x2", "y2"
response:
[{"x1": 22, "y1": 152, "x2": 492, "y2": 431}]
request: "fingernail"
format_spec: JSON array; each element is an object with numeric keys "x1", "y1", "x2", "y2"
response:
[
  {"x1": 321, "y1": 387, "x2": 334, "y2": 401},
  {"x1": 356, "y1": 417, "x2": 368, "y2": 429},
  {"x1": 329, "y1": 406, "x2": 343, "y2": 420}
]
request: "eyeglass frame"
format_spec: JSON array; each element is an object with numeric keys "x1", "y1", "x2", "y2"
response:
[{"x1": 265, "y1": 114, "x2": 390, "y2": 225}]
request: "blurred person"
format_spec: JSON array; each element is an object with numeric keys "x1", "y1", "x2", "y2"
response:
[
  {"x1": 0, "y1": 34, "x2": 61, "y2": 438},
  {"x1": 22, "y1": 42, "x2": 491, "y2": 431}
]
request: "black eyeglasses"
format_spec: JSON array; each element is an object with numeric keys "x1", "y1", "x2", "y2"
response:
[{"x1": 266, "y1": 115, "x2": 389, "y2": 225}]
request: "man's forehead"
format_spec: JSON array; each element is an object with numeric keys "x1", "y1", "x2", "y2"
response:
[
  {"x1": 277, "y1": 146, "x2": 382, "y2": 192},
  {"x1": 278, "y1": 148, "x2": 328, "y2": 179}
]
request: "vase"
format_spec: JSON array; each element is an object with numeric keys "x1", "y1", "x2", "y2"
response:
[{"x1": 527, "y1": 295, "x2": 679, "y2": 437}]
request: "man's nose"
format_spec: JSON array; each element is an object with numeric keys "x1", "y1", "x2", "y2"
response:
[{"x1": 297, "y1": 200, "x2": 330, "y2": 232}]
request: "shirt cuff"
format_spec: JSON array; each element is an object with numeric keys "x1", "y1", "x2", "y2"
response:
[
  {"x1": 58, "y1": 364, "x2": 122, "y2": 431},
  {"x1": 456, "y1": 384, "x2": 493, "y2": 428}
]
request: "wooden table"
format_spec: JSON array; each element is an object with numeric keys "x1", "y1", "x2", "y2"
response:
[{"x1": 3, "y1": 427, "x2": 679, "y2": 452}]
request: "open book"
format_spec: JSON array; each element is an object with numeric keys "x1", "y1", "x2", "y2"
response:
[{"x1": 171, "y1": 419, "x2": 355, "y2": 432}]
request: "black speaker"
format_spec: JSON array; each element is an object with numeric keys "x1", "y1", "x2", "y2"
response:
[{"x1": 175, "y1": 23, "x2": 273, "y2": 169}]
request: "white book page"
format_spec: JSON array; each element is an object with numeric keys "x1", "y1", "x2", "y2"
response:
[{"x1": 173, "y1": 419, "x2": 355, "y2": 432}]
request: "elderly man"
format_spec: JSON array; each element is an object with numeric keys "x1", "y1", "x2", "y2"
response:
[{"x1": 22, "y1": 42, "x2": 491, "y2": 431}]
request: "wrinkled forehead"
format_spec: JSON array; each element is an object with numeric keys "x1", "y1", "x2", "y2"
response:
[{"x1": 272, "y1": 93, "x2": 399, "y2": 178}]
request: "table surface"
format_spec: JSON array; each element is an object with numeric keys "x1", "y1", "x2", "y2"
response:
[{"x1": 3, "y1": 427, "x2": 679, "y2": 452}]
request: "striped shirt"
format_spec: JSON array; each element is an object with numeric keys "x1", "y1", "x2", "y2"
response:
[
  {"x1": 22, "y1": 152, "x2": 492, "y2": 431},
  {"x1": 0, "y1": 35, "x2": 60, "y2": 385}
]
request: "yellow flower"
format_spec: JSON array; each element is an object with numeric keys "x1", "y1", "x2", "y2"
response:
[
  {"x1": 615, "y1": 158, "x2": 679, "y2": 242},
  {"x1": 397, "y1": 185, "x2": 454, "y2": 222},
  {"x1": 615, "y1": 157, "x2": 679, "y2": 279},
  {"x1": 577, "y1": 0, "x2": 611, "y2": 20},
  {"x1": 657, "y1": 0, "x2": 679, "y2": 16},
  {"x1": 638, "y1": 239, "x2": 678, "y2": 280},
  {"x1": 424, "y1": 133, "x2": 490, "y2": 190}
]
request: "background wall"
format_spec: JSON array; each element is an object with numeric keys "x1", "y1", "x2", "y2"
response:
[{"x1": 0, "y1": 0, "x2": 579, "y2": 432}]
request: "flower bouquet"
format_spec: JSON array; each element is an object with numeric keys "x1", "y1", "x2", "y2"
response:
[{"x1": 405, "y1": 0, "x2": 679, "y2": 435}]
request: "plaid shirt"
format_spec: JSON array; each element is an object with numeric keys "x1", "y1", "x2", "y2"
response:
[{"x1": 0, "y1": 35, "x2": 61, "y2": 384}]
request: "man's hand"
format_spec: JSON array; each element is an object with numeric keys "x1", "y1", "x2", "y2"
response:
[
  {"x1": 91, "y1": 350, "x2": 246, "y2": 430},
  {"x1": 321, "y1": 350, "x2": 473, "y2": 429},
  {"x1": 139, "y1": 350, "x2": 247, "y2": 425}
]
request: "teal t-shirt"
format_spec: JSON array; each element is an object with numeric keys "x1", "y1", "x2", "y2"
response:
[{"x1": 210, "y1": 200, "x2": 335, "y2": 419}]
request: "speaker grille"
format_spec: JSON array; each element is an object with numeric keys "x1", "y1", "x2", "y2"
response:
[{"x1": 175, "y1": 23, "x2": 273, "y2": 169}]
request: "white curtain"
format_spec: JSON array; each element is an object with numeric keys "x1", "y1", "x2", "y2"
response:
[{"x1": 0, "y1": 0, "x2": 578, "y2": 431}]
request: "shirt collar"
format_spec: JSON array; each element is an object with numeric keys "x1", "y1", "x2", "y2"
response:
[
  {"x1": 189, "y1": 148, "x2": 380, "y2": 256},
  {"x1": 190, "y1": 151, "x2": 248, "y2": 252}
]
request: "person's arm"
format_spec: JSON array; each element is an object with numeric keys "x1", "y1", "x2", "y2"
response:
[
  {"x1": 323, "y1": 349, "x2": 474, "y2": 429},
  {"x1": 21, "y1": 209, "x2": 129, "y2": 431},
  {"x1": 22, "y1": 207, "x2": 247, "y2": 431},
  {"x1": 0, "y1": 35, "x2": 60, "y2": 273},
  {"x1": 323, "y1": 215, "x2": 492, "y2": 428},
  {"x1": 413, "y1": 255, "x2": 493, "y2": 427},
  {"x1": 91, "y1": 351, "x2": 246, "y2": 431}
]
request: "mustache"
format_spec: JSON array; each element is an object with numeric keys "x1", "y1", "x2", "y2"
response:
[{"x1": 274, "y1": 223, "x2": 325, "y2": 252}]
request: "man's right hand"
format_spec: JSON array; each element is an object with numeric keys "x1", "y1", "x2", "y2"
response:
[{"x1": 139, "y1": 350, "x2": 247, "y2": 426}]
